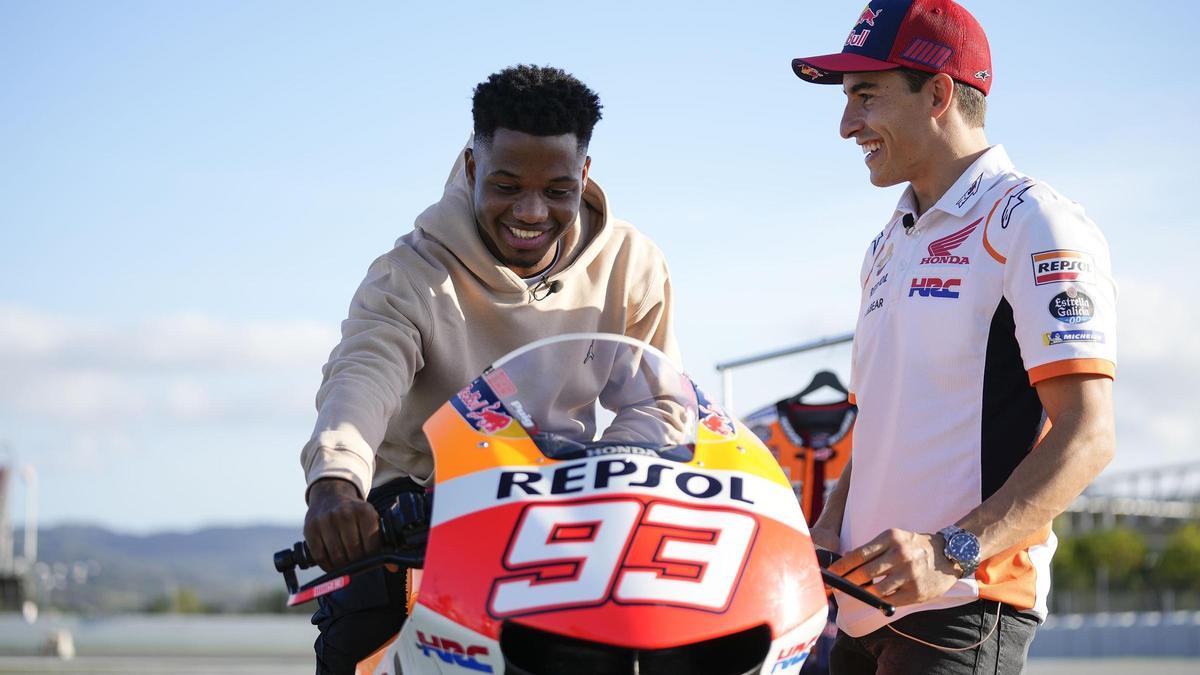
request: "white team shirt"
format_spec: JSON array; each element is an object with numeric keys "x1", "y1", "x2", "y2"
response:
[{"x1": 838, "y1": 145, "x2": 1117, "y2": 637}]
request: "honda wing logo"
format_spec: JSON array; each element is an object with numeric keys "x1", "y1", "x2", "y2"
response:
[{"x1": 920, "y1": 218, "x2": 980, "y2": 265}]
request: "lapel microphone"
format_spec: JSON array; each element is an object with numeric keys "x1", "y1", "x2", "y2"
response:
[
  {"x1": 902, "y1": 213, "x2": 915, "y2": 232},
  {"x1": 529, "y1": 276, "x2": 564, "y2": 302}
]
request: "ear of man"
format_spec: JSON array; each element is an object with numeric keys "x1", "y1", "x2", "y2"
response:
[{"x1": 928, "y1": 73, "x2": 957, "y2": 122}]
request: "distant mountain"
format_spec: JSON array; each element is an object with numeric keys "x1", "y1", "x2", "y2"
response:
[{"x1": 16, "y1": 523, "x2": 306, "y2": 613}]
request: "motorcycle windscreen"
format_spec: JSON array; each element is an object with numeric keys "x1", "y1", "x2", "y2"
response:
[{"x1": 417, "y1": 334, "x2": 827, "y2": 653}]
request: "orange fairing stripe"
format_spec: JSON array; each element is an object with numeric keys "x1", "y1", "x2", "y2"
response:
[
  {"x1": 423, "y1": 400, "x2": 794, "y2": 489},
  {"x1": 695, "y1": 424, "x2": 794, "y2": 490},
  {"x1": 423, "y1": 403, "x2": 545, "y2": 483},
  {"x1": 1028, "y1": 358, "x2": 1115, "y2": 386},
  {"x1": 982, "y1": 179, "x2": 1035, "y2": 265}
]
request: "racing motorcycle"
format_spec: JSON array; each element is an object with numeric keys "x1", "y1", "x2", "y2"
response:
[{"x1": 275, "y1": 333, "x2": 891, "y2": 674}]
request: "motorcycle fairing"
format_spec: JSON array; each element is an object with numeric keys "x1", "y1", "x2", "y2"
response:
[{"x1": 402, "y1": 378, "x2": 826, "y2": 660}]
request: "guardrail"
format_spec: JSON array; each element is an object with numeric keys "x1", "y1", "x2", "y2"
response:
[
  {"x1": 1030, "y1": 611, "x2": 1200, "y2": 658},
  {"x1": 714, "y1": 332, "x2": 854, "y2": 411}
]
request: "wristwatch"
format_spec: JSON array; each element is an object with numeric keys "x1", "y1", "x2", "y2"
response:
[{"x1": 938, "y1": 525, "x2": 981, "y2": 578}]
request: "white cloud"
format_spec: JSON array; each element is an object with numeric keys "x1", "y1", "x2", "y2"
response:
[
  {"x1": 16, "y1": 370, "x2": 151, "y2": 420},
  {"x1": 0, "y1": 305, "x2": 338, "y2": 372},
  {"x1": 0, "y1": 305, "x2": 337, "y2": 425},
  {"x1": 1107, "y1": 276, "x2": 1200, "y2": 473}
]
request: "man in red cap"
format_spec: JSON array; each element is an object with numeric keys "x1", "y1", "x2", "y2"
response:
[{"x1": 792, "y1": 1, "x2": 1117, "y2": 672}]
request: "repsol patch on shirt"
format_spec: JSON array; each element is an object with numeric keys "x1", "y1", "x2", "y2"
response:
[{"x1": 1031, "y1": 249, "x2": 1094, "y2": 286}]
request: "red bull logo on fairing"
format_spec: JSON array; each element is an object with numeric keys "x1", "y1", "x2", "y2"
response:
[
  {"x1": 467, "y1": 403, "x2": 512, "y2": 434},
  {"x1": 454, "y1": 382, "x2": 514, "y2": 434}
]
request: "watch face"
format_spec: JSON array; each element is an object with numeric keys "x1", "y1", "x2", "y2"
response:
[{"x1": 949, "y1": 531, "x2": 980, "y2": 562}]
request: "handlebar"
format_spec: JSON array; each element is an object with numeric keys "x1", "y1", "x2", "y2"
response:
[
  {"x1": 816, "y1": 548, "x2": 896, "y2": 616},
  {"x1": 822, "y1": 569, "x2": 896, "y2": 616},
  {"x1": 273, "y1": 492, "x2": 893, "y2": 616},
  {"x1": 273, "y1": 491, "x2": 432, "y2": 606}
]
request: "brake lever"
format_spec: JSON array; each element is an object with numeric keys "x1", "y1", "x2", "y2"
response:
[{"x1": 273, "y1": 541, "x2": 317, "y2": 595}]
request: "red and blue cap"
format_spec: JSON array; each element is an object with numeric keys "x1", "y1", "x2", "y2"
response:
[{"x1": 792, "y1": 0, "x2": 993, "y2": 95}]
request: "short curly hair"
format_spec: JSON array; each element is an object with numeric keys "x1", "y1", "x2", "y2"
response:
[{"x1": 472, "y1": 65, "x2": 603, "y2": 152}]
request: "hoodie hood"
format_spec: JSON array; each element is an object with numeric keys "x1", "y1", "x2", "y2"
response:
[{"x1": 409, "y1": 141, "x2": 612, "y2": 296}]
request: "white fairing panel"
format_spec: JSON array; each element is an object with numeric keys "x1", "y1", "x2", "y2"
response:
[
  {"x1": 757, "y1": 607, "x2": 827, "y2": 675},
  {"x1": 385, "y1": 604, "x2": 503, "y2": 674}
]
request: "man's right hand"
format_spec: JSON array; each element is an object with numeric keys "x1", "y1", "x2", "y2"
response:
[{"x1": 304, "y1": 478, "x2": 383, "y2": 572}]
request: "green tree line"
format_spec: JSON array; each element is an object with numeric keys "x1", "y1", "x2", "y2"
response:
[{"x1": 1053, "y1": 523, "x2": 1200, "y2": 592}]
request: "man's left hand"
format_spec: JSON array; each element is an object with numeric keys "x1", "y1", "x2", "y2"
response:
[{"x1": 827, "y1": 529, "x2": 960, "y2": 606}]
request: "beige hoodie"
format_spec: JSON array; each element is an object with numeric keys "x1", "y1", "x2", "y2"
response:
[{"x1": 301, "y1": 150, "x2": 679, "y2": 497}]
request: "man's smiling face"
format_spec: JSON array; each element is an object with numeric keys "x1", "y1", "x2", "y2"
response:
[
  {"x1": 466, "y1": 128, "x2": 590, "y2": 278},
  {"x1": 839, "y1": 70, "x2": 938, "y2": 188}
]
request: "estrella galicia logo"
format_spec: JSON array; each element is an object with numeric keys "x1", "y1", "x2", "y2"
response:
[
  {"x1": 1043, "y1": 330, "x2": 1105, "y2": 346},
  {"x1": 1049, "y1": 287, "x2": 1094, "y2": 324}
]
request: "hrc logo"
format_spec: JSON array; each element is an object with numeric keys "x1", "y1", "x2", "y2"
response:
[
  {"x1": 909, "y1": 277, "x2": 962, "y2": 299},
  {"x1": 771, "y1": 639, "x2": 815, "y2": 672},
  {"x1": 415, "y1": 631, "x2": 494, "y2": 672}
]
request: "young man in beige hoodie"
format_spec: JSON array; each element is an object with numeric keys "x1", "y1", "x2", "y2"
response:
[{"x1": 299, "y1": 65, "x2": 679, "y2": 673}]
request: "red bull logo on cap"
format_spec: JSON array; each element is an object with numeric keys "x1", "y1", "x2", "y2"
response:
[
  {"x1": 856, "y1": 6, "x2": 883, "y2": 27},
  {"x1": 846, "y1": 29, "x2": 872, "y2": 48},
  {"x1": 798, "y1": 64, "x2": 827, "y2": 80}
]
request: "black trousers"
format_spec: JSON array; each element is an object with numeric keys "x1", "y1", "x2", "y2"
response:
[
  {"x1": 829, "y1": 600, "x2": 1039, "y2": 675},
  {"x1": 312, "y1": 477, "x2": 424, "y2": 675}
]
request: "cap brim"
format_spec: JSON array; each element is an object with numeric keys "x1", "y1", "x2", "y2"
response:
[{"x1": 792, "y1": 53, "x2": 901, "y2": 84}]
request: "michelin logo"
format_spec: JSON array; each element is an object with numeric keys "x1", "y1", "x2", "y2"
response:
[{"x1": 1044, "y1": 330, "x2": 1105, "y2": 346}]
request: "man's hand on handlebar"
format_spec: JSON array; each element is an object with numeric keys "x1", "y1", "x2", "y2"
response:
[{"x1": 304, "y1": 478, "x2": 383, "y2": 572}]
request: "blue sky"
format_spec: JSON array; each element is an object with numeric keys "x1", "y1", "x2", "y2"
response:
[{"x1": 1, "y1": 1, "x2": 1195, "y2": 532}]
